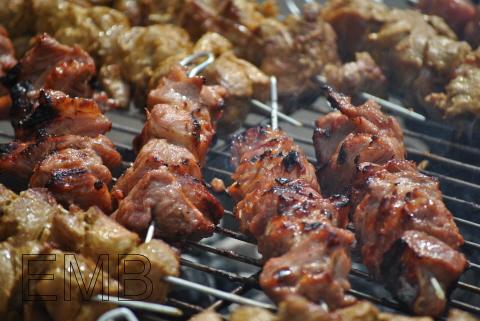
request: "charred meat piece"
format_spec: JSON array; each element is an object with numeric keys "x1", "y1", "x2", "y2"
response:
[
  {"x1": 29, "y1": 148, "x2": 113, "y2": 213},
  {"x1": 13, "y1": 89, "x2": 111, "y2": 140},
  {"x1": 113, "y1": 168, "x2": 223, "y2": 240},
  {"x1": 228, "y1": 126, "x2": 319, "y2": 201},
  {"x1": 230, "y1": 126, "x2": 354, "y2": 308},
  {"x1": 313, "y1": 88, "x2": 405, "y2": 196},
  {"x1": 0, "y1": 134, "x2": 121, "y2": 179},
  {"x1": 6, "y1": 33, "x2": 96, "y2": 98},
  {"x1": 260, "y1": 224, "x2": 354, "y2": 309},
  {"x1": 352, "y1": 160, "x2": 466, "y2": 316},
  {"x1": 0, "y1": 26, "x2": 16, "y2": 119},
  {"x1": 113, "y1": 138, "x2": 201, "y2": 200},
  {"x1": 138, "y1": 65, "x2": 226, "y2": 164}
]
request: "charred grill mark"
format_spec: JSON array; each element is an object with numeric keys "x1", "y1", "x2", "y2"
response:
[
  {"x1": 94, "y1": 180, "x2": 104, "y2": 190},
  {"x1": 46, "y1": 167, "x2": 88, "y2": 187},
  {"x1": 337, "y1": 143, "x2": 347, "y2": 165},
  {"x1": 275, "y1": 177, "x2": 291, "y2": 185},
  {"x1": 314, "y1": 127, "x2": 331, "y2": 138},
  {"x1": 191, "y1": 110, "x2": 201, "y2": 142},
  {"x1": 19, "y1": 90, "x2": 58, "y2": 130},
  {"x1": 304, "y1": 221, "x2": 325, "y2": 232},
  {"x1": 282, "y1": 151, "x2": 301, "y2": 172}
]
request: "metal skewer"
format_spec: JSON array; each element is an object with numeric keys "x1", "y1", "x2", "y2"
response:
[
  {"x1": 97, "y1": 307, "x2": 139, "y2": 321},
  {"x1": 270, "y1": 76, "x2": 279, "y2": 130}
]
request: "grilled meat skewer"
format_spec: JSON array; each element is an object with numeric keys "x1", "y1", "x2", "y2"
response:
[
  {"x1": 313, "y1": 89, "x2": 467, "y2": 316},
  {"x1": 229, "y1": 126, "x2": 354, "y2": 309},
  {"x1": 0, "y1": 26, "x2": 16, "y2": 119},
  {"x1": 113, "y1": 65, "x2": 225, "y2": 241}
]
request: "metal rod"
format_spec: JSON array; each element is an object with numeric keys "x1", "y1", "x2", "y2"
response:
[
  {"x1": 163, "y1": 276, "x2": 276, "y2": 311},
  {"x1": 179, "y1": 51, "x2": 215, "y2": 77},
  {"x1": 93, "y1": 296, "x2": 183, "y2": 317},
  {"x1": 270, "y1": 76, "x2": 279, "y2": 130},
  {"x1": 251, "y1": 99, "x2": 303, "y2": 127},
  {"x1": 97, "y1": 307, "x2": 140, "y2": 321}
]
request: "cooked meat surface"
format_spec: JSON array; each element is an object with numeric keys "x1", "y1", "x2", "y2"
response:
[
  {"x1": 138, "y1": 65, "x2": 226, "y2": 163},
  {"x1": 113, "y1": 138, "x2": 201, "y2": 200},
  {"x1": 324, "y1": 52, "x2": 387, "y2": 99},
  {"x1": 8, "y1": 33, "x2": 96, "y2": 98},
  {"x1": 29, "y1": 148, "x2": 114, "y2": 212},
  {"x1": 0, "y1": 134, "x2": 121, "y2": 179},
  {"x1": 113, "y1": 168, "x2": 223, "y2": 240},
  {"x1": 229, "y1": 126, "x2": 354, "y2": 309},
  {"x1": 228, "y1": 126, "x2": 319, "y2": 201},
  {"x1": 313, "y1": 88, "x2": 405, "y2": 196},
  {"x1": 415, "y1": 0, "x2": 477, "y2": 35},
  {"x1": 12, "y1": 89, "x2": 111, "y2": 140},
  {"x1": 323, "y1": 0, "x2": 477, "y2": 120}
]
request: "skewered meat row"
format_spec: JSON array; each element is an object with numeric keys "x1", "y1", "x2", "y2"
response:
[
  {"x1": 415, "y1": 0, "x2": 480, "y2": 48},
  {"x1": 0, "y1": 183, "x2": 179, "y2": 321},
  {"x1": 313, "y1": 88, "x2": 467, "y2": 316},
  {"x1": 189, "y1": 294, "x2": 480, "y2": 321},
  {"x1": 0, "y1": 36, "x2": 121, "y2": 212},
  {"x1": 112, "y1": 65, "x2": 226, "y2": 241},
  {"x1": 323, "y1": 0, "x2": 480, "y2": 121},
  {"x1": 229, "y1": 126, "x2": 355, "y2": 309}
]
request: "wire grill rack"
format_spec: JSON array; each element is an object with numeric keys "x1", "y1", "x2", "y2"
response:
[{"x1": 1, "y1": 93, "x2": 480, "y2": 320}]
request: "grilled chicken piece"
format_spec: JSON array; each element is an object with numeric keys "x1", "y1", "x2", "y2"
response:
[
  {"x1": 36, "y1": 249, "x2": 119, "y2": 321},
  {"x1": 13, "y1": 89, "x2": 111, "y2": 140},
  {"x1": 260, "y1": 225, "x2": 355, "y2": 308},
  {"x1": 6, "y1": 33, "x2": 96, "y2": 98},
  {"x1": 113, "y1": 0, "x2": 183, "y2": 25},
  {"x1": 313, "y1": 88, "x2": 405, "y2": 196},
  {"x1": 113, "y1": 168, "x2": 223, "y2": 240},
  {"x1": 0, "y1": 134, "x2": 121, "y2": 179},
  {"x1": 29, "y1": 148, "x2": 113, "y2": 212},
  {"x1": 0, "y1": 26, "x2": 16, "y2": 119},
  {"x1": 229, "y1": 306, "x2": 275, "y2": 321},
  {"x1": 113, "y1": 138, "x2": 201, "y2": 201},
  {"x1": 189, "y1": 311, "x2": 224, "y2": 321},
  {"x1": 119, "y1": 239, "x2": 180, "y2": 303},
  {"x1": 228, "y1": 127, "x2": 319, "y2": 201},
  {"x1": 138, "y1": 65, "x2": 226, "y2": 163},
  {"x1": 352, "y1": 160, "x2": 466, "y2": 316},
  {"x1": 0, "y1": 187, "x2": 61, "y2": 244},
  {"x1": 235, "y1": 179, "x2": 348, "y2": 258},
  {"x1": 324, "y1": 52, "x2": 387, "y2": 100}
]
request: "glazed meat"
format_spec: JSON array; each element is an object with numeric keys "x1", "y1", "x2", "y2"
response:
[
  {"x1": 29, "y1": 148, "x2": 114, "y2": 212},
  {"x1": 352, "y1": 160, "x2": 467, "y2": 316},
  {"x1": 137, "y1": 65, "x2": 227, "y2": 163},
  {"x1": 0, "y1": 134, "x2": 121, "y2": 179},
  {"x1": 323, "y1": 0, "x2": 477, "y2": 120},
  {"x1": 229, "y1": 126, "x2": 354, "y2": 309},
  {"x1": 113, "y1": 168, "x2": 223, "y2": 240},
  {"x1": 113, "y1": 139, "x2": 201, "y2": 200},
  {"x1": 7, "y1": 33, "x2": 96, "y2": 98},
  {"x1": 228, "y1": 127, "x2": 319, "y2": 201},
  {"x1": 12, "y1": 89, "x2": 111, "y2": 140},
  {"x1": 0, "y1": 26, "x2": 16, "y2": 119},
  {"x1": 313, "y1": 87, "x2": 405, "y2": 195}
]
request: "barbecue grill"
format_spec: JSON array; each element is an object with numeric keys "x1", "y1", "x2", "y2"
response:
[{"x1": 1, "y1": 0, "x2": 480, "y2": 320}]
